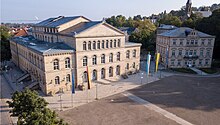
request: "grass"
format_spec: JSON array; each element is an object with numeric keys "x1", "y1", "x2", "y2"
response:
[
  {"x1": 171, "y1": 68, "x2": 197, "y2": 74},
  {"x1": 199, "y1": 68, "x2": 218, "y2": 74}
]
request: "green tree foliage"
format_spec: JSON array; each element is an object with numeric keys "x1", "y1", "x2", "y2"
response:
[
  {"x1": 0, "y1": 26, "x2": 12, "y2": 61},
  {"x1": 196, "y1": 9, "x2": 220, "y2": 59},
  {"x1": 129, "y1": 20, "x2": 156, "y2": 50},
  {"x1": 182, "y1": 13, "x2": 203, "y2": 28},
  {"x1": 158, "y1": 14, "x2": 182, "y2": 27},
  {"x1": 106, "y1": 15, "x2": 157, "y2": 51},
  {"x1": 7, "y1": 89, "x2": 68, "y2": 125}
]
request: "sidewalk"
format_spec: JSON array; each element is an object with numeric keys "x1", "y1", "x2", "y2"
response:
[
  {"x1": 44, "y1": 71, "x2": 169, "y2": 111},
  {"x1": 190, "y1": 67, "x2": 208, "y2": 75}
]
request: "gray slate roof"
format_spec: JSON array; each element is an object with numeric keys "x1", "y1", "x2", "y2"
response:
[
  {"x1": 35, "y1": 16, "x2": 80, "y2": 28},
  {"x1": 59, "y1": 21, "x2": 102, "y2": 36},
  {"x1": 11, "y1": 36, "x2": 74, "y2": 55},
  {"x1": 158, "y1": 27, "x2": 215, "y2": 38},
  {"x1": 158, "y1": 24, "x2": 177, "y2": 30},
  {"x1": 125, "y1": 42, "x2": 142, "y2": 47}
]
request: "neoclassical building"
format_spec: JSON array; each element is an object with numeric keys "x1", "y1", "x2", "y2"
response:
[
  {"x1": 156, "y1": 27, "x2": 215, "y2": 68},
  {"x1": 10, "y1": 16, "x2": 141, "y2": 95}
]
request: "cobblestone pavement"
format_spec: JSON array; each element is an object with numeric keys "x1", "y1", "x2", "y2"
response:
[
  {"x1": 44, "y1": 70, "x2": 172, "y2": 111},
  {"x1": 0, "y1": 75, "x2": 17, "y2": 125}
]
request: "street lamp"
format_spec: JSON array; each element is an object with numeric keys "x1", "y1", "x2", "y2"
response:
[
  {"x1": 58, "y1": 88, "x2": 64, "y2": 111},
  {"x1": 140, "y1": 72, "x2": 144, "y2": 84},
  {"x1": 95, "y1": 83, "x2": 98, "y2": 100}
]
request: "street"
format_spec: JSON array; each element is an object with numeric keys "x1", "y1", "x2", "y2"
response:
[{"x1": 0, "y1": 75, "x2": 14, "y2": 125}]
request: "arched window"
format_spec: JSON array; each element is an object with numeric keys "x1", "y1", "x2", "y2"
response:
[
  {"x1": 110, "y1": 40, "x2": 113, "y2": 48},
  {"x1": 53, "y1": 59, "x2": 59, "y2": 70},
  {"x1": 109, "y1": 67, "x2": 113, "y2": 77},
  {"x1": 109, "y1": 53, "x2": 113, "y2": 62},
  {"x1": 117, "y1": 52, "x2": 120, "y2": 61},
  {"x1": 97, "y1": 41, "x2": 100, "y2": 49},
  {"x1": 114, "y1": 40, "x2": 117, "y2": 47},
  {"x1": 88, "y1": 41, "x2": 91, "y2": 50},
  {"x1": 126, "y1": 63, "x2": 129, "y2": 70},
  {"x1": 133, "y1": 49, "x2": 136, "y2": 57},
  {"x1": 116, "y1": 65, "x2": 120, "y2": 75},
  {"x1": 92, "y1": 70, "x2": 97, "y2": 81},
  {"x1": 65, "y1": 58, "x2": 70, "y2": 68},
  {"x1": 101, "y1": 54, "x2": 105, "y2": 63},
  {"x1": 118, "y1": 39, "x2": 121, "y2": 47},
  {"x1": 55, "y1": 76, "x2": 60, "y2": 84},
  {"x1": 66, "y1": 74, "x2": 71, "y2": 82},
  {"x1": 101, "y1": 68, "x2": 105, "y2": 79},
  {"x1": 93, "y1": 41, "x2": 96, "y2": 49},
  {"x1": 83, "y1": 56, "x2": 88, "y2": 66},
  {"x1": 126, "y1": 50, "x2": 130, "y2": 59},
  {"x1": 133, "y1": 62, "x2": 136, "y2": 68},
  {"x1": 83, "y1": 41, "x2": 87, "y2": 50},
  {"x1": 92, "y1": 55, "x2": 97, "y2": 65},
  {"x1": 102, "y1": 40, "x2": 105, "y2": 49},
  {"x1": 83, "y1": 71, "x2": 88, "y2": 82},
  {"x1": 106, "y1": 40, "x2": 109, "y2": 48}
]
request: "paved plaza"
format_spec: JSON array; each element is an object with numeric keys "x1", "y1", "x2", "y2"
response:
[{"x1": 58, "y1": 75, "x2": 220, "y2": 125}]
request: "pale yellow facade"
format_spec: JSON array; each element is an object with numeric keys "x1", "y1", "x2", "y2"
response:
[
  {"x1": 10, "y1": 16, "x2": 141, "y2": 95},
  {"x1": 156, "y1": 28, "x2": 215, "y2": 68}
]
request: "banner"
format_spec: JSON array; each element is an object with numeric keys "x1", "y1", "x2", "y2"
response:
[
  {"x1": 166, "y1": 46, "x2": 169, "y2": 68},
  {"x1": 71, "y1": 72, "x2": 75, "y2": 94},
  {"x1": 87, "y1": 66, "x2": 92, "y2": 89},
  {"x1": 146, "y1": 53, "x2": 151, "y2": 76},
  {"x1": 155, "y1": 53, "x2": 160, "y2": 72}
]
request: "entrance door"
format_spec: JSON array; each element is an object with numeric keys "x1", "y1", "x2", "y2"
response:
[
  {"x1": 101, "y1": 68, "x2": 105, "y2": 79},
  {"x1": 187, "y1": 60, "x2": 192, "y2": 67},
  {"x1": 92, "y1": 70, "x2": 97, "y2": 81}
]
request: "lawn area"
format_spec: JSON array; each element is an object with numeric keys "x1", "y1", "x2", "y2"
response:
[
  {"x1": 199, "y1": 68, "x2": 218, "y2": 74},
  {"x1": 171, "y1": 68, "x2": 197, "y2": 74}
]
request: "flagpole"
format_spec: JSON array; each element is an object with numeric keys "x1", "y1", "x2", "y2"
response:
[{"x1": 71, "y1": 93, "x2": 73, "y2": 107}]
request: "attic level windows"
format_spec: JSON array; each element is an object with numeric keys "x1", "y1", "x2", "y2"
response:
[{"x1": 83, "y1": 42, "x2": 87, "y2": 50}]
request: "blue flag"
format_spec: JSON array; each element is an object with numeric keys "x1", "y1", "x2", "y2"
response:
[
  {"x1": 146, "y1": 53, "x2": 151, "y2": 76},
  {"x1": 72, "y1": 73, "x2": 75, "y2": 94}
]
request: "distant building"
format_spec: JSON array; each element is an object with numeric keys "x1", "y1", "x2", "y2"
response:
[
  {"x1": 14, "y1": 28, "x2": 28, "y2": 37},
  {"x1": 156, "y1": 27, "x2": 215, "y2": 68},
  {"x1": 118, "y1": 27, "x2": 138, "y2": 41},
  {"x1": 10, "y1": 16, "x2": 141, "y2": 95},
  {"x1": 185, "y1": 0, "x2": 192, "y2": 18},
  {"x1": 157, "y1": 24, "x2": 177, "y2": 35},
  {"x1": 193, "y1": 11, "x2": 212, "y2": 18},
  {"x1": 185, "y1": 0, "x2": 212, "y2": 18}
]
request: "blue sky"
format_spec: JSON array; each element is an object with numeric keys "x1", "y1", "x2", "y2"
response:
[{"x1": 1, "y1": 0, "x2": 219, "y2": 23}]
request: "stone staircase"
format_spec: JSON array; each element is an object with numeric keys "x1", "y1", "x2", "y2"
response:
[{"x1": 17, "y1": 73, "x2": 30, "y2": 83}]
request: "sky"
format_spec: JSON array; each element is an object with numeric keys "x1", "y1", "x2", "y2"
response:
[{"x1": 1, "y1": 0, "x2": 219, "y2": 23}]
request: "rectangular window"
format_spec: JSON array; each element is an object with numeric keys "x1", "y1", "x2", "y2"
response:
[
  {"x1": 172, "y1": 50, "x2": 175, "y2": 56},
  {"x1": 193, "y1": 50, "x2": 197, "y2": 55},
  {"x1": 97, "y1": 42, "x2": 100, "y2": 49},
  {"x1": 178, "y1": 50, "x2": 182, "y2": 56},
  {"x1": 200, "y1": 50, "x2": 203, "y2": 56},
  {"x1": 102, "y1": 41, "x2": 105, "y2": 49}
]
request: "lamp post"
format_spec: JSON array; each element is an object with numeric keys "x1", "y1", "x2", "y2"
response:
[
  {"x1": 95, "y1": 83, "x2": 98, "y2": 100},
  {"x1": 58, "y1": 88, "x2": 63, "y2": 111},
  {"x1": 141, "y1": 72, "x2": 144, "y2": 84}
]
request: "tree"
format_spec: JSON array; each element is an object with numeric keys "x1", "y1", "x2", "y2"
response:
[
  {"x1": 129, "y1": 20, "x2": 156, "y2": 50},
  {"x1": 1, "y1": 26, "x2": 12, "y2": 61},
  {"x1": 182, "y1": 13, "x2": 202, "y2": 28},
  {"x1": 196, "y1": 9, "x2": 220, "y2": 59},
  {"x1": 158, "y1": 14, "x2": 182, "y2": 27},
  {"x1": 7, "y1": 89, "x2": 68, "y2": 125}
]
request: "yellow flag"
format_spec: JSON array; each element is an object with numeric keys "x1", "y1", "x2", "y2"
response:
[
  {"x1": 87, "y1": 66, "x2": 92, "y2": 89},
  {"x1": 155, "y1": 53, "x2": 160, "y2": 72}
]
